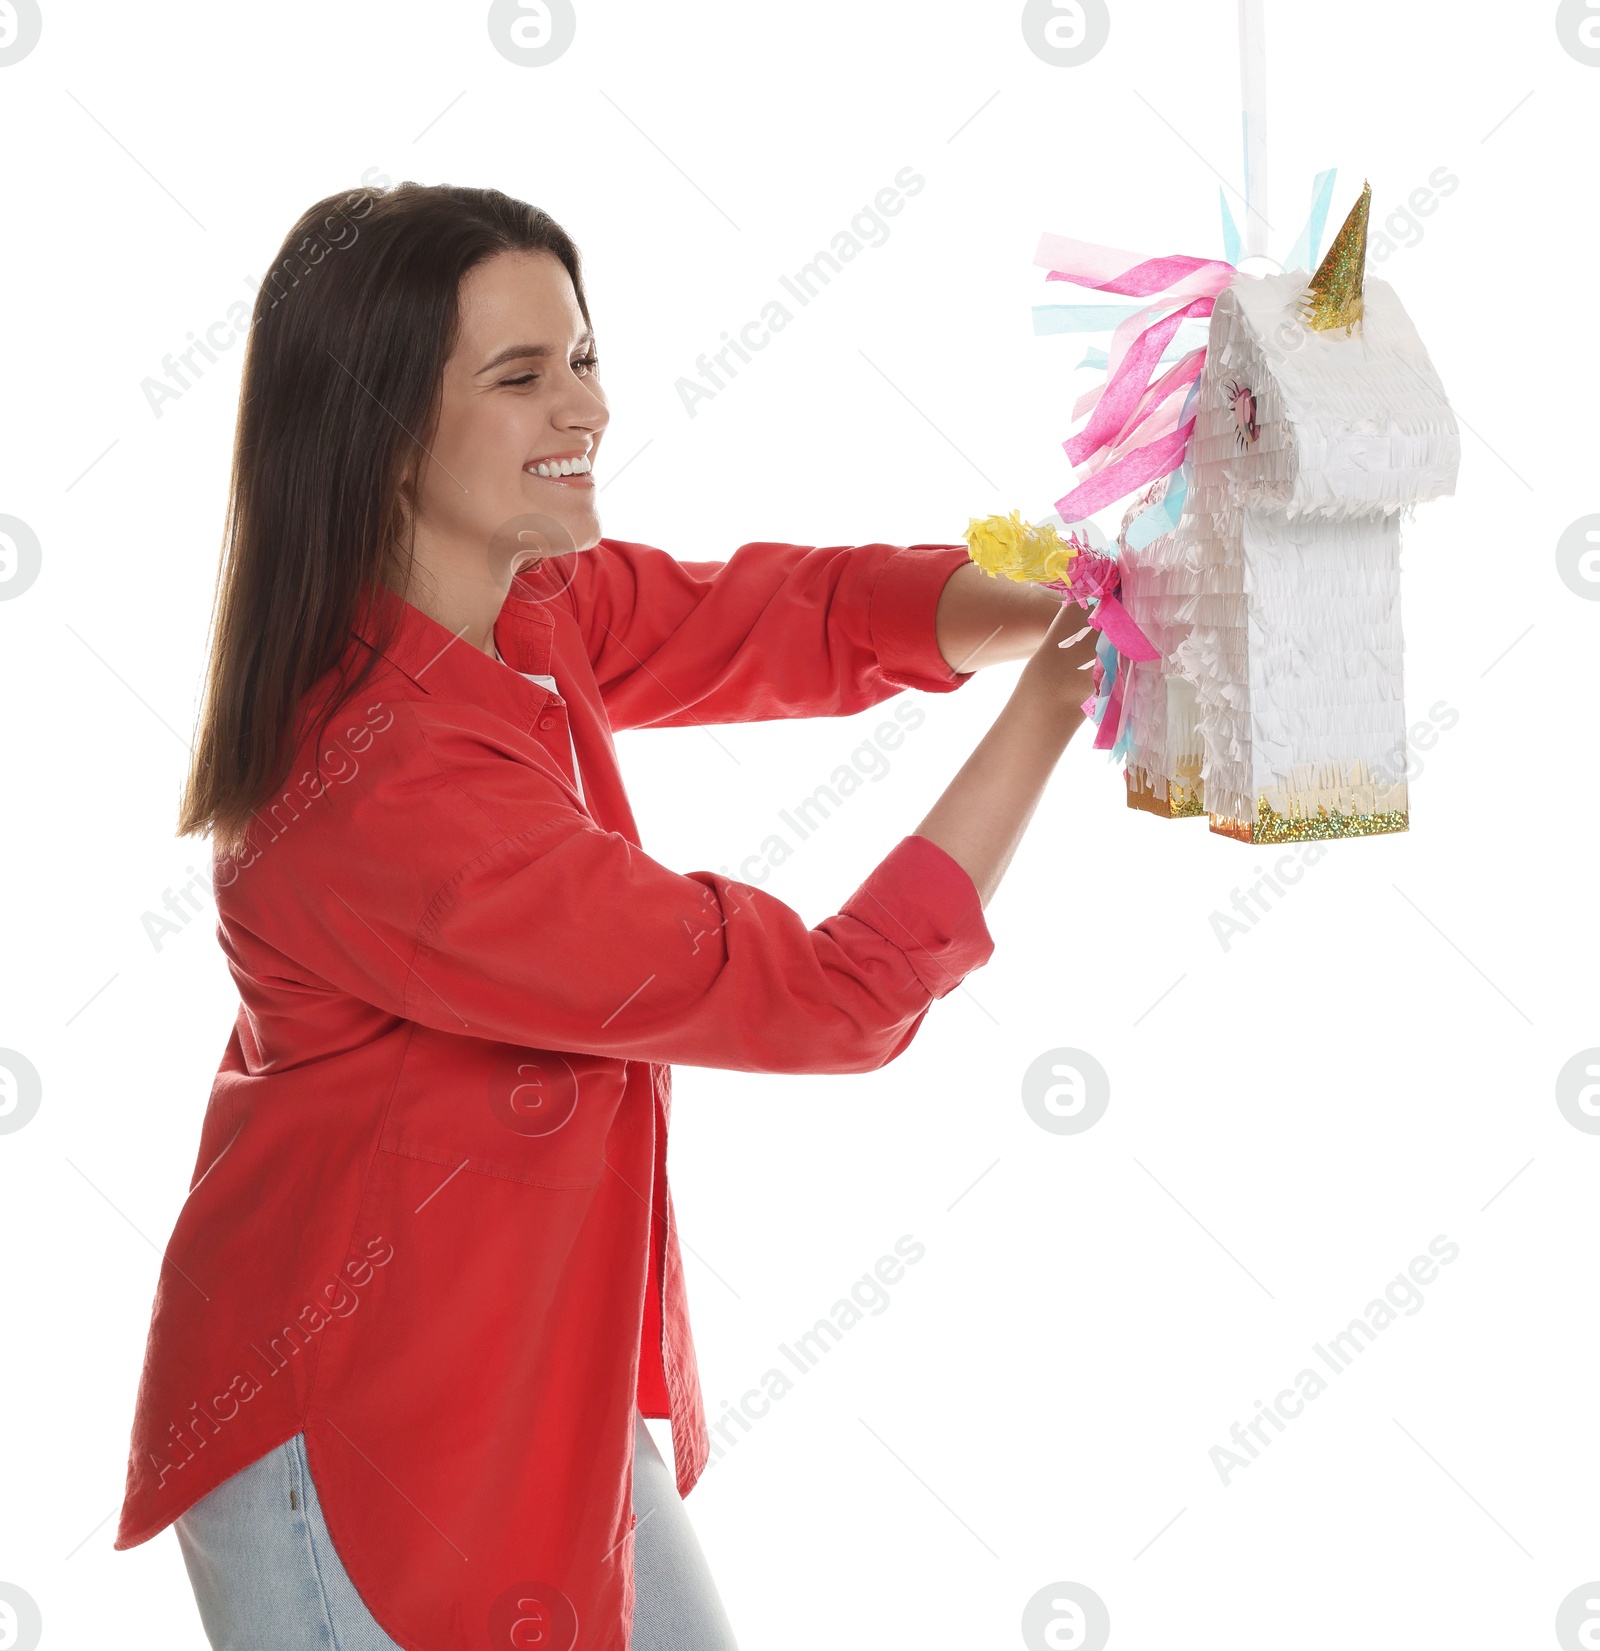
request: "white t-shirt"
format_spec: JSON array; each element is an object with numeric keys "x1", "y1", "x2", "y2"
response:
[{"x1": 493, "y1": 643, "x2": 585, "y2": 805}]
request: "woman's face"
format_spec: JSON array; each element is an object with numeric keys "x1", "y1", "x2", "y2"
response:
[{"x1": 409, "y1": 248, "x2": 609, "y2": 581}]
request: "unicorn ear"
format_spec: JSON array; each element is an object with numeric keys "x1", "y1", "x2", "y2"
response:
[{"x1": 1300, "y1": 180, "x2": 1371, "y2": 333}]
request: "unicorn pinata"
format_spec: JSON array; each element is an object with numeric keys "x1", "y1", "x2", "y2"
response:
[
  {"x1": 962, "y1": 2, "x2": 1459, "y2": 843},
  {"x1": 966, "y1": 177, "x2": 1459, "y2": 845}
]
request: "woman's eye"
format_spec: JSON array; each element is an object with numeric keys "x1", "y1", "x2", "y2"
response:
[{"x1": 501, "y1": 355, "x2": 597, "y2": 387}]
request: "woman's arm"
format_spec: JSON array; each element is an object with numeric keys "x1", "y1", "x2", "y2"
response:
[
  {"x1": 933, "y1": 560, "x2": 1066, "y2": 673},
  {"x1": 917, "y1": 597, "x2": 1095, "y2": 906},
  {"x1": 550, "y1": 536, "x2": 981, "y2": 729}
]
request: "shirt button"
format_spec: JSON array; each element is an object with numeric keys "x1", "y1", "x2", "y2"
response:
[{"x1": 538, "y1": 714, "x2": 557, "y2": 730}]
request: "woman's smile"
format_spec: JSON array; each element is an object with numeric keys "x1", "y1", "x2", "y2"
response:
[{"x1": 523, "y1": 450, "x2": 594, "y2": 488}]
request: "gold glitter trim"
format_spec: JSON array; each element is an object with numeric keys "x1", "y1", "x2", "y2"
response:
[
  {"x1": 1299, "y1": 181, "x2": 1370, "y2": 334},
  {"x1": 1125, "y1": 770, "x2": 1205, "y2": 819},
  {"x1": 1210, "y1": 798, "x2": 1409, "y2": 844}
]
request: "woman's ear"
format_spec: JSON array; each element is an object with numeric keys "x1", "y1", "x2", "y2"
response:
[
  {"x1": 381, "y1": 449, "x2": 423, "y2": 588},
  {"x1": 393, "y1": 447, "x2": 422, "y2": 531}
]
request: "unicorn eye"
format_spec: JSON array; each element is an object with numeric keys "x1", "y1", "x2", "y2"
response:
[{"x1": 1224, "y1": 378, "x2": 1260, "y2": 447}]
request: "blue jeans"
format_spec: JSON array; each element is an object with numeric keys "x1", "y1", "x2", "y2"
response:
[{"x1": 174, "y1": 1410, "x2": 739, "y2": 1650}]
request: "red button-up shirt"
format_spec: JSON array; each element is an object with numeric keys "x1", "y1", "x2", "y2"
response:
[{"x1": 115, "y1": 535, "x2": 997, "y2": 1650}]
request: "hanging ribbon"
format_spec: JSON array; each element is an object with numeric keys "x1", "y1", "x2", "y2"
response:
[{"x1": 1238, "y1": 0, "x2": 1269, "y2": 259}]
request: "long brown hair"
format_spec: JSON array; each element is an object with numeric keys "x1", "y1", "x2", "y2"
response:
[{"x1": 179, "y1": 181, "x2": 592, "y2": 860}]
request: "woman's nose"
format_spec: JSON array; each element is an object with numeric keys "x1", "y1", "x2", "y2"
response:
[{"x1": 561, "y1": 379, "x2": 608, "y2": 430}]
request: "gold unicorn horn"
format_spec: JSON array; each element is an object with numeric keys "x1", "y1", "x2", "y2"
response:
[{"x1": 1300, "y1": 180, "x2": 1371, "y2": 334}]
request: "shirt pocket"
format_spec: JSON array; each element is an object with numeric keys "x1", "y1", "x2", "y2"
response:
[{"x1": 380, "y1": 1030, "x2": 626, "y2": 1190}]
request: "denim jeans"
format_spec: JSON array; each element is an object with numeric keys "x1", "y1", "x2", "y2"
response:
[{"x1": 174, "y1": 1410, "x2": 739, "y2": 1649}]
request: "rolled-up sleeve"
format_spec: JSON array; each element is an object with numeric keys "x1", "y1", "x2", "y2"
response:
[
  {"x1": 561, "y1": 536, "x2": 976, "y2": 730},
  {"x1": 267, "y1": 704, "x2": 994, "y2": 1075}
]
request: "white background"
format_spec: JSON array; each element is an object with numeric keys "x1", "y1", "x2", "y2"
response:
[{"x1": 2, "y1": 1, "x2": 1597, "y2": 1647}]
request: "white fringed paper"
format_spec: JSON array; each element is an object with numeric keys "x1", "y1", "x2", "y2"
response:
[{"x1": 1118, "y1": 272, "x2": 1459, "y2": 839}]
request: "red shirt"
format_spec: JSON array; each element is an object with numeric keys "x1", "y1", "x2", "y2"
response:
[{"x1": 115, "y1": 535, "x2": 996, "y2": 1650}]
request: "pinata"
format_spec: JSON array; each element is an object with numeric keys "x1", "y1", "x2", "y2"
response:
[{"x1": 965, "y1": 8, "x2": 1460, "y2": 844}]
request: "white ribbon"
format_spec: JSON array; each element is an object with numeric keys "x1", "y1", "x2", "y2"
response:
[{"x1": 1237, "y1": 0, "x2": 1269, "y2": 259}]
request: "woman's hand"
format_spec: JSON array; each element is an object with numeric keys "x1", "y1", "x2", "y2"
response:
[{"x1": 1014, "y1": 597, "x2": 1102, "y2": 711}]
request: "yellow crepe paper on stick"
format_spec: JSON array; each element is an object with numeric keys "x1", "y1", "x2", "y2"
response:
[
  {"x1": 963, "y1": 511, "x2": 1081, "y2": 584},
  {"x1": 1299, "y1": 180, "x2": 1371, "y2": 334}
]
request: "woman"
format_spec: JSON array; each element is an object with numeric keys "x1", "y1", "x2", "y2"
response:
[{"x1": 113, "y1": 181, "x2": 1097, "y2": 1651}]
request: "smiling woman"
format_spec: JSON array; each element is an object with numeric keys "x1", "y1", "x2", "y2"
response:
[{"x1": 118, "y1": 180, "x2": 1099, "y2": 1651}]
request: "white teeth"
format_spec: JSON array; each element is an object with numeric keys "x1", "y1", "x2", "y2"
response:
[{"x1": 529, "y1": 455, "x2": 591, "y2": 478}]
